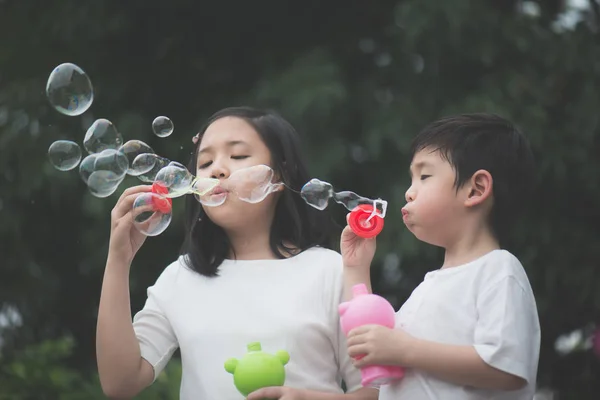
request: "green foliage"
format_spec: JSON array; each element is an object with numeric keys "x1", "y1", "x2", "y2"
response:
[{"x1": 0, "y1": 338, "x2": 182, "y2": 400}]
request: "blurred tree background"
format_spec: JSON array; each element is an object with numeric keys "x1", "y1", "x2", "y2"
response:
[{"x1": 1, "y1": 0, "x2": 599, "y2": 398}]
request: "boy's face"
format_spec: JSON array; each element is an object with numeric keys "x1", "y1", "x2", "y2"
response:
[{"x1": 402, "y1": 148, "x2": 465, "y2": 247}]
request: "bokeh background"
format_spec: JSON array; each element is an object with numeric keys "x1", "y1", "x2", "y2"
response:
[{"x1": 1, "y1": 0, "x2": 599, "y2": 398}]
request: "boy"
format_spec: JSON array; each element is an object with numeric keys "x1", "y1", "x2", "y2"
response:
[{"x1": 341, "y1": 114, "x2": 541, "y2": 399}]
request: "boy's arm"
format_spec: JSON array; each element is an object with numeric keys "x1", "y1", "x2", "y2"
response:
[
  {"x1": 349, "y1": 275, "x2": 539, "y2": 391},
  {"x1": 343, "y1": 265, "x2": 372, "y2": 300},
  {"x1": 340, "y1": 225, "x2": 376, "y2": 300},
  {"x1": 405, "y1": 339, "x2": 526, "y2": 390}
]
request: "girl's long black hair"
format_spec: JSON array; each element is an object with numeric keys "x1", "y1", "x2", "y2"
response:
[{"x1": 180, "y1": 106, "x2": 338, "y2": 277}]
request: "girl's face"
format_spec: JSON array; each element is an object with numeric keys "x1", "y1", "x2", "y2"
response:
[{"x1": 195, "y1": 116, "x2": 282, "y2": 231}]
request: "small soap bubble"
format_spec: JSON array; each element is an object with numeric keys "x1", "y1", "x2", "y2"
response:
[
  {"x1": 132, "y1": 192, "x2": 172, "y2": 236},
  {"x1": 152, "y1": 116, "x2": 174, "y2": 138},
  {"x1": 130, "y1": 153, "x2": 159, "y2": 176},
  {"x1": 79, "y1": 154, "x2": 97, "y2": 184},
  {"x1": 137, "y1": 155, "x2": 170, "y2": 183},
  {"x1": 83, "y1": 119, "x2": 123, "y2": 154},
  {"x1": 46, "y1": 63, "x2": 93, "y2": 116},
  {"x1": 118, "y1": 140, "x2": 155, "y2": 175},
  {"x1": 94, "y1": 148, "x2": 129, "y2": 179},
  {"x1": 87, "y1": 170, "x2": 124, "y2": 198},
  {"x1": 154, "y1": 162, "x2": 194, "y2": 197},
  {"x1": 301, "y1": 179, "x2": 334, "y2": 210},
  {"x1": 47, "y1": 140, "x2": 82, "y2": 171}
]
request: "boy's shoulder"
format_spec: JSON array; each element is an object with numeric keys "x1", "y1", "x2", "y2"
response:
[{"x1": 476, "y1": 249, "x2": 531, "y2": 289}]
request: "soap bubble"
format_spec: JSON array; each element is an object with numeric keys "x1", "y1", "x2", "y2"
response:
[
  {"x1": 132, "y1": 192, "x2": 172, "y2": 236},
  {"x1": 154, "y1": 161, "x2": 194, "y2": 197},
  {"x1": 93, "y1": 148, "x2": 129, "y2": 179},
  {"x1": 118, "y1": 140, "x2": 154, "y2": 175},
  {"x1": 301, "y1": 179, "x2": 333, "y2": 210},
  {"x1": 225, "y1": 164, "x2": 283, "y2": 203},
  {"x1": 300, "y1": 178, "x2": 387, "y2": 218},
  {"x1": 87, "y1": 170, "x2": 124, "y2": 198},
  {"x1": 46, "y1": 63, "x2": 93, "y2": 116},
  {"x1": 152, "y1": 116, "x2": 174, "y2": 138},
  {"x1": 47, "y1": 140, "x2": 82, "y2": 171},
  {"x1": 79, "y1": 154, "x2": 98, "y2": 184},
  {"x1": 190, "y1": 178, "x2": 222, "y2": 205},
  {"x1": 130, "y1": 153, "x2": 160, "y2": 176},
  {"x1": 137, "y1": 155, "x2": 170, "y2": 183},
  {"x1": 78, "y1": 149, "x2": 128, "y2": 198},
  {"x1": 83, "y1": 119, "x2": 123, "y2": 154}
]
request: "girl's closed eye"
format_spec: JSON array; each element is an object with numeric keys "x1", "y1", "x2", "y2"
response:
[
  {"x1": 420, "y1": 174, "x2": 431, "y2": 181},
  {"x1": 231, "y1": 155, "x2": 249, "y2": 160},
  {"x1": 198, "y1": 161, "x2": 212, "y2": 169}
]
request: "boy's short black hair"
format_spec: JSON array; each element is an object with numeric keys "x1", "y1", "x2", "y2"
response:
[{"x1": 409, "y1": 113, "x2": 535, "y2": 244}]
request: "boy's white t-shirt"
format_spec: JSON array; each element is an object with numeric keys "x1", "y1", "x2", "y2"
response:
[
  {"x1": 380, "y1": 249, "x2": 540, "y2": 400},
  {"x1": 132, "y1": 246, "x2": 362, "y2": 400}
]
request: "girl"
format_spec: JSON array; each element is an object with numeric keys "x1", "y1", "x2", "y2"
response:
[{"x1": 96, "y1": 107, "x2": 378, "y2": 400}]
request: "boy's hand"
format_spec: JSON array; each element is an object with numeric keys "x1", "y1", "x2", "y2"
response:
[
  {"x1": 340, "y1": 214, "x2": 376, "y2": 270},
  {"x1": 347, "y1": 325, "x2": 415, "y2": 367}
]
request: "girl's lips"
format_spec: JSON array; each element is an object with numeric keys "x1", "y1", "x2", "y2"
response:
[{"x1": 212, "y1": 187, "x2": 228, "y2": 195}]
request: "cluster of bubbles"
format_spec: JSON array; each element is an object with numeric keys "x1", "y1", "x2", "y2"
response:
[
  {"x1": 45, "y1": 62, "x2": 387, "y2": 238},
  {"x1": 45, "y1": 63, "x2": 178, "y2": 235}
]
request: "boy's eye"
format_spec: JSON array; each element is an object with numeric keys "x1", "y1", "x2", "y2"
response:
[
  {"x1": 198, "y1": 161, "x2": 212, "y2": 169},
  {"x1": 420, "y1": 175, "x2": 431, "y2": 181},
  {"x1": 232, "y1": 155, "x2": 249, "y2": 160}
]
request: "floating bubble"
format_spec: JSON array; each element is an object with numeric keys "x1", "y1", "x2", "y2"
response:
[
  {"x1": 154, "y1": 161, "x2": 194, "y2": 198},
  {"x1": 46, "y1": 63, "x2": 94, "y2": 116},
  {"x1": 47, "y1": 140, "x2": 82, "y2": 171},
  {"x1": 132, "y1": 192, "x2": 172, "y2": 236},
  {"x1": 87, "y1": 170, "x2": 124, "y2": 198},
  {"x1": 94, "y1": 148, "x2": 129, "y2": 179},
  {"x1": 137, "y1": 155, "x2": 170, "y2": 183},
  {"x1": 118, "y1": 140, "x2": 154, "y2": 175},
  {"x1": 152, "y1": 116, "x2": 174, "y2": 138},
  {"x1": 78, "y1": 149, "x2": 128, "y2": 197},
  {"x1": 83, "y1": 119, "x2": 123, "y2": 154},
  {"x1": 130, "y1": 153, "x2": 159, "y2": 176},
  {"x1": 79, "y1": 154, "x2": 98, "y2": 184}
]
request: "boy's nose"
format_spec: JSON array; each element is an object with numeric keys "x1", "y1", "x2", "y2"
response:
[{"x1": 405, "y1": 187, "x2": 415, "y2": 202}]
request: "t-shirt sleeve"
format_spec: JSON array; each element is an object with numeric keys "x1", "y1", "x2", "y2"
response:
[
  {"x1": 473, "y1": 275, "x2": 540, "y2": 384},
  {"x1": 132, "y1": 262, "x2": 180, "y2": 381},
  {"x1": 328, "y1": 255, "x2": 363, "y2": 393}
]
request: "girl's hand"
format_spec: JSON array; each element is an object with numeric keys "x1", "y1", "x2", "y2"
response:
[{"x1": 107, "y1": 185, "x2": 153, "y2": 266}]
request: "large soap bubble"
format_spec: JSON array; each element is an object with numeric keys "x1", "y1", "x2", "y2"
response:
[{"x1": 46, "y1": 63, "x2": 93, "y2": 116}]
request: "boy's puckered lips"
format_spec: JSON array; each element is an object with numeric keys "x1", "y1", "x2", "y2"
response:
[{"x1": 401, "y1": 208, "x2": 409, "y2": 220}]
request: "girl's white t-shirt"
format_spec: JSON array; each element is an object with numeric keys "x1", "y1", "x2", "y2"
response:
[{"x1": 132, "y1": 246, "x2": 362, "y2": 399}]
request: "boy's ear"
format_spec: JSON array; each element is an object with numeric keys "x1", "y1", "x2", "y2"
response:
[{"x1": 464, "y1": 169, "x2": 493, "y2": 207}]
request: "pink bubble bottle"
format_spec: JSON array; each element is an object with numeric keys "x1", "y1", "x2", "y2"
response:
[{"x1": 339, "y1": 283, "x2": 405, "y2": 387}]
